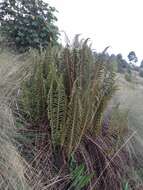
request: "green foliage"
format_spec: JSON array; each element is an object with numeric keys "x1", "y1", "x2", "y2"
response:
[
  {"x1": 68, "y1": 154, "x2": 94, "y2": 190},
  {"x1": 123, "y1": 182, "x2": 129, "y2": 190},
  {"x1": 69, "y1": 164, "x2": 93, "y2": 190},
  {"x1": 0, "y1": 0, "x2": 59, "y2": 51}
]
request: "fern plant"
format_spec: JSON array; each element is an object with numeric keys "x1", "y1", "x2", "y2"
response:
[
  {"x1": 16, "y1": 36, "x2": 117, "y2": 189},
  {"x1": 18, "y1": 37, "x2": 116, "y2": 155}
]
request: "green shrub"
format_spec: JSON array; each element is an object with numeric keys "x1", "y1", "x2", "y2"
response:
[{"x1": 0, "y1": 0, "x2": 59, "y2": 51}]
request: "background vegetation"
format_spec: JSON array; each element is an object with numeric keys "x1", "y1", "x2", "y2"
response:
[{"x1": 0, "y1": 0, "x2": 59, "y2": 51}]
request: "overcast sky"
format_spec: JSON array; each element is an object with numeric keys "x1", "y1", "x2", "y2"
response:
[{"x1": 47, "y1": 0, "x2": 143, "y2": 64}]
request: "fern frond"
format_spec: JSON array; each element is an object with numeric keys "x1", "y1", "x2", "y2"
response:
[{"x1": 47, "y1": 64, "x2": 67, "y2": 147}]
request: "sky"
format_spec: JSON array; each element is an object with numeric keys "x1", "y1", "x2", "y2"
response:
[{"x1": 47, "y1": 0, "x2": 143, "y2": 65}]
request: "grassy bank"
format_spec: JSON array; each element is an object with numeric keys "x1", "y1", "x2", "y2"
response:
[{"x1": 0, "y1": 41, "x2": 142, "y2": 189}]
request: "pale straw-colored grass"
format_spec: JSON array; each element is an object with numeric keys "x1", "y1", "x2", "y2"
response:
[{"x1": 0, "y1": 50, "x2": 35, "y2": 190}]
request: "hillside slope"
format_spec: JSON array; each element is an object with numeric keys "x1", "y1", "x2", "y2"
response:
[{"x1": 112, "y1": 72, "x2": 143, "y2": 138}]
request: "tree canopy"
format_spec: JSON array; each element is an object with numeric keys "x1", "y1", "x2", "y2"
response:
[
  {"x1": 128, "y1": 51, "x2": 138, "y2": 63},
  {"x1": 0, "y1": 0, "x2": 59, "y2": 51}
]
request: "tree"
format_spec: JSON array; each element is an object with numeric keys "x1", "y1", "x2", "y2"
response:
[
  {"x1": 128, "y1": 51, "x2": 138, "y2": 64},
  {"x1": 0, "y1": 0, "x2": 59, "y2": 51}
]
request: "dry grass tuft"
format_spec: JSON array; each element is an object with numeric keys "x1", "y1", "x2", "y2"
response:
[{"x1": 0, "y1": 51, "x2": 42, "y2": 190}]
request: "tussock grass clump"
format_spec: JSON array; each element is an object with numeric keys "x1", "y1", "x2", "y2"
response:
[
  {"x1": 0, "y1": 52, "x2": 43, "y2": 190},
  {"x1": 0, "y1": 50, "x2": 33, "y2": 101},
  {"x1": 0, "y1": 104, "x2": 29, "y2": 190}
]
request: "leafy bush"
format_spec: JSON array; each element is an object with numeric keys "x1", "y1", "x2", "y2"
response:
[{"x1": 0, "y1": 0, "x2": 59, "y2": 51}]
